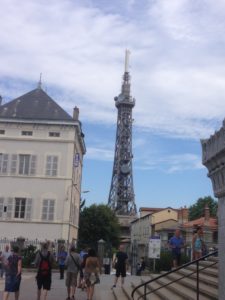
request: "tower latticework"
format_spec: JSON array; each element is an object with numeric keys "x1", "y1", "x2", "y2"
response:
[{"x1": 108, "y1": 50, "x2": 137, "y2": 216}]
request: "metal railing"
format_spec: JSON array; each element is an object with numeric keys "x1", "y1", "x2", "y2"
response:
[{"x1": 131, "y1": 250, "x2": 218, "y2": 300}]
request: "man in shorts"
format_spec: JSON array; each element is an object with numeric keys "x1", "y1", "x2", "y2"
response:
[
  {"x1": 65, "y1": 246, "x2": 81, "y2": 300},
  {"x1": 34, "y1": 242, "x2": 55, "y2": 300},
  {"x1": 169, "y1": 229, "x2": 184, "y2": 268},
  {"x1": 112, "y1": 245, "x2": 128, "y2": 288}
]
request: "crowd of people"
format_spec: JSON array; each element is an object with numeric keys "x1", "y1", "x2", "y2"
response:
[
  {"x1": 0, "y1": 228, "x2": 208, "y2": 300},
  {"x1": 0, "y1": 242, "x2": 129, "y2": 300}
]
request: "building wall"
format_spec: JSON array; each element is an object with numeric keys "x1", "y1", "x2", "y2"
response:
[
  {"x1": 0, "y1": 121, "x2": 84, "y2": 243},
  {"x1": 152, "y1": 209, "x2": 178, "y2": 224}
]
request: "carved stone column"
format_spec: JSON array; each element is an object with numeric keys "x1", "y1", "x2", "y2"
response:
[{"x1": 201, "y1": 124, "x2": 225, "y2": 299}]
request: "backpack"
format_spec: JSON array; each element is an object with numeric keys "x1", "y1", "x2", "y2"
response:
[{"x1": 38, "y1": 251, "x2": 51, "y2": 276}]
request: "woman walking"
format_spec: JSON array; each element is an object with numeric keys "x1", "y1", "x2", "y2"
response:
[
  {"x1": 192, "y1": 226, "x2": 206, "y2": 260},
  {"x1": 84, "y1": 248, "x2": 101, "y2": 300},
  {"x1": 3, "y1": 245, "x2": 22, "y2": 300}
]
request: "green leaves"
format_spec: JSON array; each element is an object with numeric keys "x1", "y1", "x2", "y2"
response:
[
  {"x1": 78, "y1": 204, "x2": 120, "y2": 251},
  {"x1": 188, "y1": 196, "x2": 218, "y2": 221}
]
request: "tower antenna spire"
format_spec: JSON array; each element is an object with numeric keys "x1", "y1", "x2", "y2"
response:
[
  {"x1": 37, "y1": 73, "x2": 42, "y2": 89},
  {"x1": 108, "y1": 51, "x2": 136, "y2": 216},
  {"x1": 124, "y1": 49, "x2": 130, "y2": 73}
]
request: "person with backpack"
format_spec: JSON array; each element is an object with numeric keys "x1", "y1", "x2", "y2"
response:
[
  {"x1": 34, "y1": 242, "x2": 55, "y2": 300},
  {"x1": 3, "y1": 245, "x2": 22, "y2": 300}
]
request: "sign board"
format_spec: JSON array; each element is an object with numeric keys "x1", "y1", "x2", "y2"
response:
[
  {"x1": 74, "y1": 153, "x2": 80, "y2": 167},
  {"x1": 148, "y1": 236, "x2": 161, "y2": 259}
]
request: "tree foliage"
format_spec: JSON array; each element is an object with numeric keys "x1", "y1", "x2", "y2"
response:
[
  {"x1": 188, "y1": 196, "x2": 218, "y2": 221},
  {"x1": 78, "y1": 204, "x2": 121, "y2": 251}
]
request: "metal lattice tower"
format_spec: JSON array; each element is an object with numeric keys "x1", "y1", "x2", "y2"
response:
[{"x1": 108, "y1": 50, "x2": 137, "y2": 216}]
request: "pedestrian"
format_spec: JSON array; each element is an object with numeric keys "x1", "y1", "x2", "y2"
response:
[
  {"x1": 65, "y1": 245, "x2": 81, "y2": 300},
  {"x1": 34, "y1": 242, "x2": 55, "y2": 300},
  {"x1": 0, "y1": 251, "x2": 3, "y2": 278},
  {"x1": 192, "y1": 226, "x2": 206, "y2": 260},
  {"x1": 168, "y1": 229, "x2": 184, "y2": 268},
  {"x1": 57, "y1": 245, "x2": 67, "y2": 279},
  {"x1": 3, "y1": 245, "x2": 22, "y2": 300},
  {"x1": 78, "y1": 247, "x2": 88, "y2": 289},
  {"x1": 84, "y1": 248, "x2": 101, "y2": 300},
  {"x1": 1, "y1": 245, "x2": 11, "y2": 278},
  {"x1": 111, "y1": 245, "x2": 128, "y2": 288},
  {"x1": 136, "y1": 257, "x2": 145, "y2": 276}
]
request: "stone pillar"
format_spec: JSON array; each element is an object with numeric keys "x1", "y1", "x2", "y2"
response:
[
  {"x1": 201, "y1": 126, "x2": 225, "y2": 300},
  {"x1": 218, "y1": 197, "x2": 225, "y2": 298}
]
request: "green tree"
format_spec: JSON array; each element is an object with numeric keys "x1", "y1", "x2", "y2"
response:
[
  {"x1": 188, "y1": 196, "x2": 218, "y2": 221},
  {"x1": 78, "y1": 204, "x2": 120, "y2": 251}
]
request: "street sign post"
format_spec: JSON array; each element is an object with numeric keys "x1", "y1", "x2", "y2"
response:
[{"x1": 148, "y1": 236, "x2": 161, "y2": 272}]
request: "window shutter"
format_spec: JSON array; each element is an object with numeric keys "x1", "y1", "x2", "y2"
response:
[
  {"x1": 7, "y1": 198, "x2": 13, "y2": 219},
  {"x1": 2, "y1": 154, "x2": 9, "y2": 173},
  {"x1": 25, "y1": 198, "x2": 32, "y2": 220},
  {"x1": 52, "y1": 156, "x2": 58, "y2": 176},
  {"x1": 11, "y1": 154, "x2": 17, "y2": 174},
  {"x1": 0, "y1": 197, "x2": 4, "y2": 218},
  {"x1": 48, "y1": 200, "x2": 55, "y2": 221},
  {"x1": 42, "y1": 199, "x2": 48, "y2": 220},
  {"x1": 45, "y1": 156, "x2": 51, "y2": 176},
  {"x1": 30, "y1": 155, "x2": 37, "y2": 175}
]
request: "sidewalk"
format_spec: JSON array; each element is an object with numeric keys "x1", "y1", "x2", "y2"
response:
[
  {"x1": 0, "y1": 272, "x2": 96, "y2": 300},
  {"x1": 0, "y1": 272, "x2": 138, "y2": 300}
]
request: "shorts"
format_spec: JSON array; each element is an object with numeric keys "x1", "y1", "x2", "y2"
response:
[
  {"x1": 36, "y1": 274, "x2": 51, "y2": 290},
  {"x1": 172, "y1": 251, "x2": 181, "y2": 265},
  {"x1": 116, "y1": 266, "x2": 126, "y2": 278},
  {"x1": 66, "y1": 272, "x2": 78, "y2": 287},
  {"x1": 5, "y1": 274, "x2": 21, "y2": 292}
]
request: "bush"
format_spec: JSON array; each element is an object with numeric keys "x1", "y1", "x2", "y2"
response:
[
  {"x1": 21, "y1": 244, "x2": 37, "y2": 268},
  {"x1": 146, "y1": 249, "x2": 190, "y2": 273}
]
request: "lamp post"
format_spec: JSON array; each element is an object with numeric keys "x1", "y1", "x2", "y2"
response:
[
  {"x1": 98, "y1": 239, "x2": 105, "y2": 273},
  {"x1": 67, "y1": 187, "x2": 90, "y2": 247}
]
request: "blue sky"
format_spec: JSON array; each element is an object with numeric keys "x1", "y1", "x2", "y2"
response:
[{"x1": 1, "y1": 0, "x2": 224, "y2": 211}]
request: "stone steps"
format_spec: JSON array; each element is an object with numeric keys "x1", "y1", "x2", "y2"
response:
[{"x1": 95, "y1": 257, "x2": 218, "y2": 300}]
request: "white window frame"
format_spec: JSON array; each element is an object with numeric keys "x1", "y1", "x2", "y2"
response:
[
  {"x1": 0, "y1": 153, "x2": 8, "y2": 174},
  {"x1": 14, "y1": 197, "x2": 32, "y2": 220},
  {"x1": 11, "y1": 154, "x2": 36, "y2": 175},
  {"x1": 14, "y1": 198, "x2": 26, "y2": 219},
  {"x1": 42, "y1": 199, "x2": 55, "y2": 221},
  {"x1": 45, "y1": 156, "x2": 58, "y2": 176}
]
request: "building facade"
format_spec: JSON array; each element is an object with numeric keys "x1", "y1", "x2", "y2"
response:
[
  {"x1": 0, "y1": 86, "x2": 86, "y2": 245},
  {"x1": 131, "y1": 207, "x2": 179, "y2": 259}
]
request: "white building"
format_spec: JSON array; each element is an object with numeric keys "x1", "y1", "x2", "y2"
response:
[{"x1": 0, "y1": 86, "x2": 86, "y2": 245}]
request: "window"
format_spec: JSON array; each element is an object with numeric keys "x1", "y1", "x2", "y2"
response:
[
  {"x1": 14, "y1": 198, "x2": 26, "y2": 218},
  {"x1": 11, "y1": 154, "x2": 36, "y2": 175},
  {"x1": 21, "y1": 131, "x2": 33, "y2": 136},
  {"x1": 42, "y1": 199, "x2": 55, "y2": 221},
  {"x1": 0, "y1": 130, "x2": 5, "y2": 134},
  {"x1": 49, "y1": 132, "x2": 60, "y2": 137},
  {"x1": 45, "y1": 156, "x2": 58, "y2": 176},
  {"x1": 13, "y1": 198, "x2": 32, "y2": 220},
  {"x1": 19, "y1": 155, "x2": 30, "y2": 175},
  {"x1": 0, "y1": 154, "x2": 8, "y2": 174}
]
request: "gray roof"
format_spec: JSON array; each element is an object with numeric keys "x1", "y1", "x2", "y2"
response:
[{"x1": 0, "y1": 88, "x2": 74, "y2": 122}]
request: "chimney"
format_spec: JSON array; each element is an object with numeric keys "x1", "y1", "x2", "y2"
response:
[
  {"x1": 182, "y1": 206, "x2": 189, "y2": 223},
  {"x1": 73, "y1": 106, "x2": 79, "y2": 121},
  {"x1": 204, "y1": 204, "x2": 210, "y2": 223},
  {"x1": 178, "y1": 207, "x2": 183, "y2": 224}
]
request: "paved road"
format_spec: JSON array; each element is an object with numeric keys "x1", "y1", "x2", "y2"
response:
[{"x1": 0, "y1": 272, "x2": 96, "y2": 300}]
